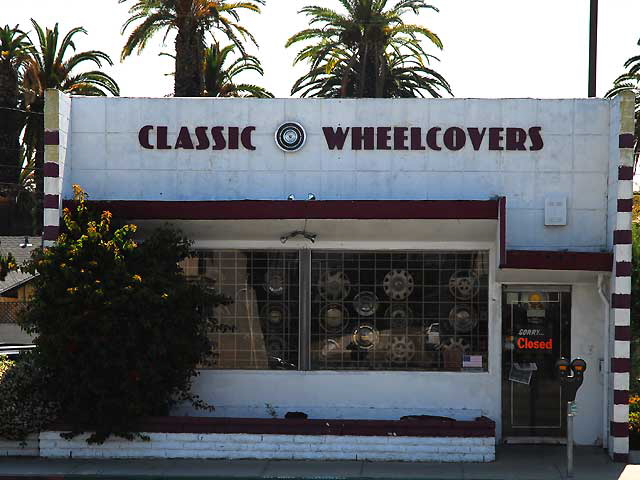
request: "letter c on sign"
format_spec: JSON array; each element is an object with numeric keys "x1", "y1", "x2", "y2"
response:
[
  {"x1": 517, "y1": 338, "x2": 525, "y2": 349},
  {"x1": 139, "y1": 125, "x2": 154, "y2": 149},
  {"x1": 241, "y1": 127, "x2": 256, "y2": 151}
]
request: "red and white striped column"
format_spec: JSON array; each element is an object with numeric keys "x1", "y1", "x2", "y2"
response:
[
  {"x1": 42, "y1": 89, "x2": 71, "y2": 247},
  {"x1": 610, "y1": 90, "x2": 635, "y2": 463}
]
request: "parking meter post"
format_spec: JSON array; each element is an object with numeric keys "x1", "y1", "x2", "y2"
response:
[
  {"x1": 556, "y1": 358, "x2": 586, "y2": 479},
  {"x1": 567, "y1": 401, "x2": 574, "y2": 478}
]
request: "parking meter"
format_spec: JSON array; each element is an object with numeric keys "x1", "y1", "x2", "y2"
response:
[
  {"x1": 555, "y1": 357, "x2": 587, "y2": 478},
  {"x1": 571, "y1": 358, "x2": 586, "y2": 375},
  {"x1": 556, "y1": 358, "x2": 571, "y2": 379},
  {"x1": 555, "y1": 357, "x2": 587, "y2": 402}
]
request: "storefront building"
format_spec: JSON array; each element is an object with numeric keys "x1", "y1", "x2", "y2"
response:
[{"x1": 40, "y1": 90, "x2": 634, "y2": 461}]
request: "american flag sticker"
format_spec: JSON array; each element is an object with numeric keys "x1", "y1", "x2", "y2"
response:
[{"x1": 463, "y1": 355, "x2": 483, "y2": 368}]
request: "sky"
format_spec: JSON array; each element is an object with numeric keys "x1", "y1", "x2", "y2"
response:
[{"x1": 3, "y1": 0, "x2": 640, "y2": 99}]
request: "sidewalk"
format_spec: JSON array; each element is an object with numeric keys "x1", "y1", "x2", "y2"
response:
[{"x1": 0, "y1": 446, "x2": 638, "y2": 479}]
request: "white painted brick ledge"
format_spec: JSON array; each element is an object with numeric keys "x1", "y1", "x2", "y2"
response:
[
  {"x1": 0, "y1": 435, "x2": 39, "y2": 456},
  {"x1": 39, "y1": 432, "x2": 495, "y2": 462}
]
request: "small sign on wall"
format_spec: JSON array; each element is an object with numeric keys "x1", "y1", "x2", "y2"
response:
[{"x1": 544, "y1": 196, "x2": 567, "y2": 226}]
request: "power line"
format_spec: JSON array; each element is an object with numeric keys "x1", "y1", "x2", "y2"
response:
[{"x1": 0, "y1": 106, "x2": 43, "y2": 115}]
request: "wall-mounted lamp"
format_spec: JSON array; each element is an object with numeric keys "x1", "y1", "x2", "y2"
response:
[
  {"x1": 280, "y1": 230, "x2": 317, "y2": 244},
  {"x1": 307, "y1": 193, "x2": 316, "y2": 201},
  {"x1": 287, "y1": 194, "x2": 296, "y2": 201}
]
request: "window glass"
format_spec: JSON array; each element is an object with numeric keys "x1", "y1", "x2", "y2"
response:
[
  {"x1": 181, "y1": 251, "x2": 300, "y2": 370},
  {"x1": 182, "y1": 250, "x2": 489, "y2": 372},
  {"x1": 310, "y1": 251, "x2": 489, "y2": 371}
]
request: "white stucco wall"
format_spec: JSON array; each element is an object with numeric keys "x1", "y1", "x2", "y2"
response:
[
  {"x1": 571, "y1": 284, "x2": 606, "y2": 446},
  {"x1": 63, "y1": 97, "x2": 614, "y2": 252},
  {"x1": 56, "y1": 96, "x2": 617, "y2": 447},
  {"x1": 171, "y1": 255, "x2": 606, "y2": 446}
]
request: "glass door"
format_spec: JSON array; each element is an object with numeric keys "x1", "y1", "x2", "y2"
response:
[{"x1": 501, "y1": 287, "x2": 571, "y2": 440}]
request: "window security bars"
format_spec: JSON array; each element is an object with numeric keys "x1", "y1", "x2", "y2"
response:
[
  {"x1": 181, "y1": 250, "x2": 489, "y2": 372},
  {"x1": 181, "y1": 251, "x2": 300, "y2": 370}
]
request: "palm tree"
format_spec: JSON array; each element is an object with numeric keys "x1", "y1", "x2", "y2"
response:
[
  {"x1": 292, "y1": 47, "x2": 449, "y2": 98},
  {"x1": 0, "y1": 25, "x2": 31, "y2": 193},
  {"x1": 286, "y1": 0, "x2": 451, "y2": 98},
  {"x1": 203, "y1": 43, "x2": 272, "y2": 97},
  {"x1": 606, "y1": 37, "x2": 640, "y2": 173},
  {"x1": 22, "y1": 19, "x2": 119, "y2": 231},
  {"x1": 120, "y1": 0, "x2": 264, "y2": 97}
]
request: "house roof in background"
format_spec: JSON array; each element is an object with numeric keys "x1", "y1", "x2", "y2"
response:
[{"x1": 0, "y1": 236, "x2": 41, "y2": 295}]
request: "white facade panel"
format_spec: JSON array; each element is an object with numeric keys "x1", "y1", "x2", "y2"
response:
[
  {"x1": 53, "y1": 95, "x2": 626, "y2": 454},
  {"x1": 65, "y1": 97, "x2": 614, "y2": 252}
]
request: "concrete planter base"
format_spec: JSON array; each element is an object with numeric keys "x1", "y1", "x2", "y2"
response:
[
  {"x1": 0, "y1": 435, "x2": 39, "y2": 456},
  {"x1": 40, "y1": 432, "x2": 495, "y2": 462}
]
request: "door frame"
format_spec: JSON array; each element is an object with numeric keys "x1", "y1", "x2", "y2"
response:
[{"x1": 500, "y1": 284, "x2": 572, "y2": 443}]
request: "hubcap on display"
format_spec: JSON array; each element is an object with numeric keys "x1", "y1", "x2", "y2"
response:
[
  {"x1": 275, "y1": 122, "x2": 306, "y2": 152},
  {"x1": 267, "y1": 336, "x2": 285, "y2": 355},
  {"x1": 448, "y1": 270, "x2": 479, "y2": 301},
  {"x1": 448, "y1": 305, "x2": 478, "y2": 333},
  {"x1": 353, "y1": 291, "x2": 378, "y2": 317},
  {"x1": 385, "y1": 304, "x2": 413, "y2": 330},
  {"x1": 319, "y1": 304, "x2": 349, "y2": 333},
  {"x1": 261, "y1": 304, "x2": 288, "y2": 329},
  {"x1": 352, "y1": 324, "x2": 379, "y2": 350},
  {"x1": 383, "y1": 269, "x2": 414, "y2": 300},
  {"x1": 387, "y1": 336, "x2": 416, "y2": 363},
  {"x1": 264, "y1": 270, "x2": 285, "y2": 295},
  {"x1": 319, "y1": 271, "x2": 351, "y2": 301},
  {"x1": 320, "y1": 339, "x2": 340, "y2": 358}
]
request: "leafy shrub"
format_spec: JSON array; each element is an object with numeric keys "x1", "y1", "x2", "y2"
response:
[
  {"x1": 0, "y1": 353, "x2": 60, "y2": 441},
  {"x1": 633, "y1": 223, "x2": 640, "y2": 393},
  {"x1": 630, "y1": 396, "x2": 640, "y2": 449},
  {"x1": 18, "y1": 186, "x2": 226, "y2": 443}
]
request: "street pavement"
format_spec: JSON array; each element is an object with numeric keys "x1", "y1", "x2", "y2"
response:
[{"x1": 0, "y1": 446, "x2": 638, "y2": 479}]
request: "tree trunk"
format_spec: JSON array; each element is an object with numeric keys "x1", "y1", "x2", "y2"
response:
[
  {"x1": 357, "y1": 43, "x2": 368, "y2": 98},
  {"x1": 174, "y1": 0, "x2": 204, "y2": 97},
  {"x1": 0, "y1": 61, "x2": 29, "y2": 234},
  {"x1": 375, "y1": 49, "x2": 387, "y2": 98},
  {"x1": 0, "y1": 62, "x2": 23, "y2": 190}
]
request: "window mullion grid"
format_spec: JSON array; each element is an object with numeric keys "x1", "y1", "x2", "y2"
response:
[{"x1": 298, "y1": 249, "x2": 311, "y2": 371}]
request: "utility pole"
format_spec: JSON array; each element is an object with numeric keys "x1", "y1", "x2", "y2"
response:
[{"x1": 588, "y1": 0, "x2": 598, "y2": 97}]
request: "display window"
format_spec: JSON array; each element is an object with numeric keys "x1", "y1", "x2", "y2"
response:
[
  {"x1": 181, "y1": 251, "x2": 300, "y2": 370},
  {"x1": 181, "y1": 250, "x2": 489, "y2": 372}
]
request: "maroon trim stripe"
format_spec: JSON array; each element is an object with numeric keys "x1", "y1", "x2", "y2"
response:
[
  {"x1": 615, "y1": 326, "x2": 631, "y2": 341},
  {"x1": 501, "y1": 250, "x2": 612, "y2": 272},
  {"x1": 614, "y1": 390, "x2": 630, "y2": 405},
  {"x1": 43, "y1": 162, "x2": 60, "y2": 177},
  {"x1": 43, "y1": 194, "x2": 60, "y2": 209},
  {"x1": 44, "y1": 130, "x2": 60, "y2": 146},
  {"x1": 43, "y1": 225, "x2": 59, "y2": 242},
  {"x1": 613, "y1": 230, "x2": 632, "y2": 245},
  {"x1": 616, "y1": 261, "x2": 632, "y2": 277},
  {"x1": 611, "y1": 358, "x2": 632, "y2": 373},
  {"x1": 619, "y1": 133, "x2": 635, "y2": 149},
  {"x1": 612, "y1": 294, "x2": 631, "y2": 309},
  {"x1": 499, "y1": 196, "x2": 506, "y2": 268},
  {"x1": 618, "y1": 199, "x2": 633, "y2": 212},
  {"x1": 62, "y1": 200, "x2": 501, "y2": 221},
  {"x1": 50, "y1": 416, "x2": 497, "y2": 438},
  {"x1": 613, "y1": 453, "x2": 629, "y2": 463},
  {"x1": 611, "y1": 422, "x2": 629, "y2": 437},
  {"x1": 619, "y1": 166, "x2": 634, "y2": 180}
]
